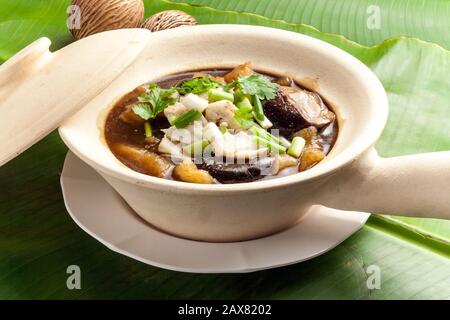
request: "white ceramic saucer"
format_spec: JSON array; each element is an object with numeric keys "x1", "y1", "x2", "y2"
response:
[{"x1": 60, "y1": 152, "x2": 369, "y2": 273}]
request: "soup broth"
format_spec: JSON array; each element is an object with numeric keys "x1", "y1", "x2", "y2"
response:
[{"x1": 104, "y1": 64, "x2": 338, "y2": 184}]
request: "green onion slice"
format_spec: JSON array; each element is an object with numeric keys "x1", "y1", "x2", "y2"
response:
[
  {"x1": 252, "y1": 95, "x2": 265, "y2": 121},
  {"x1": 144, "y1": 122, "x2": 152, "y2": 138},
  {"x1": 182, "y1": 139, "x2": 211, "y2": 156},
  {"x1": 208, "y1": 89, "x2": 234, "y2": 103},
  {"x1": 254, "y1": 136, "x2": 286, "y2": 154},
  {"x1": 171, "y1": 109, "x2": 202, "y2": 128},
  {"x1": 236, "y1": 97, "x2": 253, "y2": 112},
  {"x1": 249, "y1": 125, "x2": 285, "y2": 146},
  {"x1": 287, "y1": 137, "x2": 306, "y2": 158}
]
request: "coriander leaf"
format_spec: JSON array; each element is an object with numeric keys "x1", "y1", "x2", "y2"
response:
[
  {"x1": 132, "y1": 103, "x2": 153, "y2": 120},
  {"x1": 132, "y1": 84, "x2": 177, "y2": 120},
  {"x1": 225, "y1": 74, "x2": 279, "y2": 100},
  {"x1": 177, "y1": 77, "x2": 220, "y2": 95}
]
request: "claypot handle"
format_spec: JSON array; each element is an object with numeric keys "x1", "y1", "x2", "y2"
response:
[{"x1": 318, "y1": 149, "x2": 450, "y2": 220}]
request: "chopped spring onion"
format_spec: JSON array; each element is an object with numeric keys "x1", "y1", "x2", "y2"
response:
[
  {"x1": 233, "y1": 89, "x2": 249, "y2": 103},
  {"x1": 234, "y1": 116, "x2": 255, "y2": 129},
  {"x1": 181, "y1": 93, "x2": 209, "y2": 112},
  {"x1": 255, "y1": 114, "x2": 273, "y2": 129},
  {"x1": 182, "y1": 139, "x2": 210, "y2": 156},
  {"x1": 203, "y1": 122, "x2": 224, "y2": 142},
  {"x1": 278, "y1": 136, "x2": 292, "y2": 148},
  {"x1": 220, "y1": 125, "x2": 228, "y2": 134},
  {"x1": 236, "y1": 97, "x2": 253, "y2": 112},
  {"x1": 144, "y1": 122, "x2": 152, "y2": 138},
  {"x1": 287, "y1": 137, "x2": 306, "y2": 158},
  {"x1": 249, "y1": 125, "x2": 284, "y2": 146},
  {"x1": 208, "y1": 89, "x2": 234, "y2": 102},
  {"x1": 254, "y1": 136, "x2": 286, "y2": 154},
  {"x1": 234, "y1": 106, "x2": 255, "y2": 129},
  {"x1": 171, "y1": 109, "x2": 202, "y2": 128},
  {"x1": 252, "y1": 95, "x2": 265, "y2": 121}
]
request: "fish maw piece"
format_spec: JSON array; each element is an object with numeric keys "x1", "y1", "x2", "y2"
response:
[
  {"x1": 273, "y1": 154, "x2": 298, "y2": 174},
  {"x1": 117, "y1": 86, "x2": 148, "y2": 124},
  {"x1": 119, "y1": 104, "x2": 146, "y2": 125},
  {"x1": 205, "y1": 100, "x2": 244, "y2": 130},
  {"x1": 113, "y1": 144, "x2": 173, "y2": 177},
  {"x1": 224, "y1": 62, "x2": 254, "y2": 83},
  {"x1": 294, "y1": 126, "x2": 326, "y2": 171},
  {"x1": 172, "y1": 161, "x2": 214, "y2": 184},
  {"x1": 294, "y1": 126, "x2": 321, "y2": 147},
  {"x1": 298, "y1": 148, "x2": 325, "y2": 172}
]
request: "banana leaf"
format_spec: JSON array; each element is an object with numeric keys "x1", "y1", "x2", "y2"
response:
[
  {"x1": 0, "y1": 0, "x2": 449, "y2": 299},
  {"x1": 174, "y1": 0, "x2": 450, "y2": 49},
  {"x1": 0, "y1": 0, "x2": 71, "y2": 63}
]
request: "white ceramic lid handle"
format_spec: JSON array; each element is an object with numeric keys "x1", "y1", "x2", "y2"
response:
[{"x1": 319, "y1": 149, "x2": 450, "y2": 220}]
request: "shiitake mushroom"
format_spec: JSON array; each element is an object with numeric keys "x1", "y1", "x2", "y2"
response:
[
  {"x1": 263, "y1": 86, "x2": 335, "y2": 137},
  {"x1": 198, "y1": 157, "x2": 276, "y2": 184}
]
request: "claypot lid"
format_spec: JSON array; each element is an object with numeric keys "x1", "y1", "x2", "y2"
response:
[{"x1": 0, "y1": 28, "x2": 151, "y2": 166}]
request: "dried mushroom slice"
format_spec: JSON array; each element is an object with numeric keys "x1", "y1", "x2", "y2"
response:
[{"x1": 263, "y1": 86, "x2": 335, "y2": 136}]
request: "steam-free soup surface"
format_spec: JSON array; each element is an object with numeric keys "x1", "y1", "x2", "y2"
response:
[{"x1": 104, "y1": 63, "x2": 338, "y2": 184}]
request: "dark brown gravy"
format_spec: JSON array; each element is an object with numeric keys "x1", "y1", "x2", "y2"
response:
[{"x1": 104, "y1": 69, "x2": 338, "y2": 182}]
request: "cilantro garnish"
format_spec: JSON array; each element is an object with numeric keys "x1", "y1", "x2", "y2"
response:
[
  {"x1": 224, "y1": 74, "x2": 279, "y2": 101},
  {"x1": 132, "y1": 84, "x2": 177, "y2": 120},
  {"x1": 177, "y1": 77, "x2": 220, "y2": 95}
]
